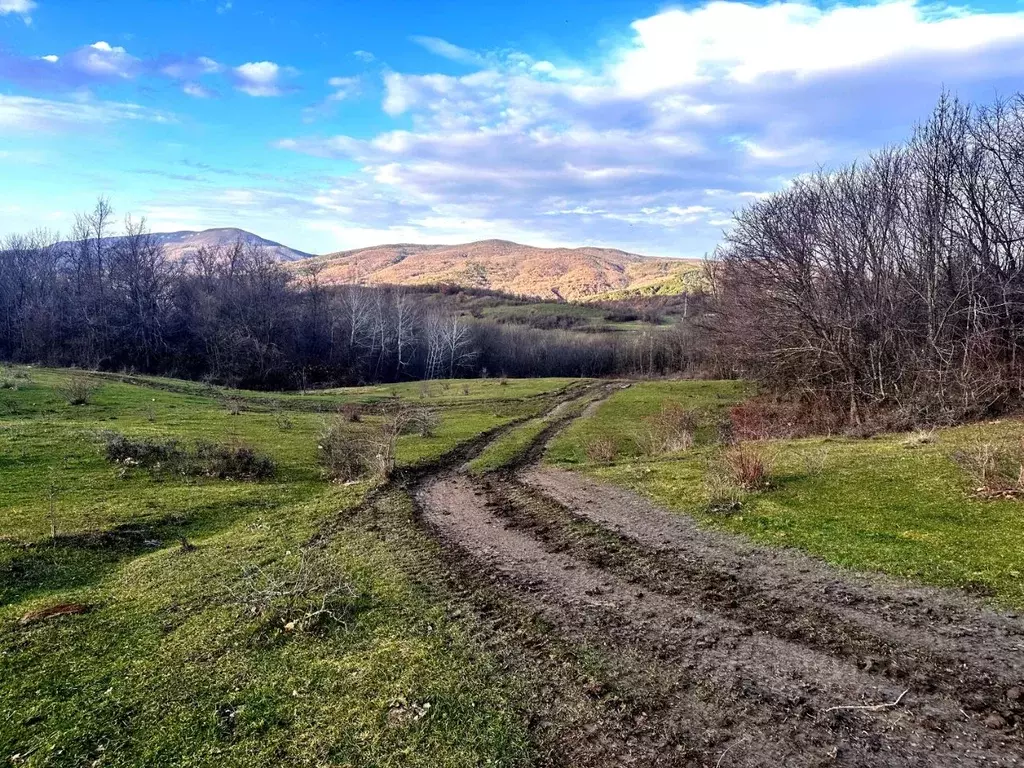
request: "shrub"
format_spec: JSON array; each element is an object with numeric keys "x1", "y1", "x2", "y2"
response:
[
  {"x1": 318, "y1": 419, "x2": 370, "y2": 482},
  {"x1": 194, "y1": 442, "x2": 276, "y2": 481},
  {"x1": 103, "y1": 432, "x2": 274, "y2": 481},
  {"x1": 407, "y1": 409, "x2": 440, "y2": 438},
  {"x1": 722, "y1": 444, "x2": 773, "y2": 490},
  {"x1": 339, "y1": 403, "x2": 361, "y2": 423},
  {"x1": 59, "y1": 374, "x2": 95, "y2": 406},
  {"x1": 584, "y1": 435, "x2": 617, "y2": 464},
  {"x1": 105, "y1": 433, "x2": 185, "y2": 468},
  {"x1": 952, "y1": 440, "x2": 1024, "y2": 498},
  {"x1": 225, "y1": 398, "x2": 243, "y2": 416}
]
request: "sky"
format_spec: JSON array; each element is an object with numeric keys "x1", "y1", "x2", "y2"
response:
[{"x1": 4, "y1": 0, "x2": 1024, "y2": 257}]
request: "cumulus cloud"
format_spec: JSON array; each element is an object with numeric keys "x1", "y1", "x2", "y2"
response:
[
  {"x1": 273, "y1": 0, "x2": 1024, "y2": 255},
  {"x1": 232, "y1": 60, "x2": 293, "y2": 96}
]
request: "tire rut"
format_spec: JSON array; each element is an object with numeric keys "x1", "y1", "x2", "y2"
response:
[{"x1": 412, "y1": 387, "x2": 1024, "y2": 766}]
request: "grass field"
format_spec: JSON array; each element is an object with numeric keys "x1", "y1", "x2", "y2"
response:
[
  {"x1": 7, "y1": 368, "x2": 1024, "y2": 765},
  {"x1": 546, "y1": 380, "x2": 1024, "y2": 607},
  {"x1": 0, "y1": 367, "x2": 574, "y2": 767}
]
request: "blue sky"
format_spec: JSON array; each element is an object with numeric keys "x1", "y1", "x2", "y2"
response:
[{"x1": 3, "y1": 0, "x2": 1024, "y2": 257}]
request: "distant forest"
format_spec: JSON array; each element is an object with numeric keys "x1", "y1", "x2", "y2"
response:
[{"x1": 0, "y1": 201, "x2": 703, "y2": 388}]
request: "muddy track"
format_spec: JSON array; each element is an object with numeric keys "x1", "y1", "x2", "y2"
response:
[{"x1": 413, "y1": 388, "x2": 1024, "y2": 766}]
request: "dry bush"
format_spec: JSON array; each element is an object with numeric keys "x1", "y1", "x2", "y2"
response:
[
  {"x1": 318, "y1": 408, "x2": 410, "y2": 482},
  {"x1": 407, "y1": 408, "x2": 440, "y2": 438},
  {"x1": 418, "y1": 380, "x2": 432, "y2": 399},
  {"x1": 729, "y1": 397, "x2": 843, "y2": 441},
  {"x1": 704, "y1": 466, "x2": 745, "y2": 514},
  {"x1": 231, "y1": 547, "x2": 365, "y2": 634},
  {"x1": 460, "y1": 383, "x2": 471, "y2": 396},
  {"x1": 638, "y1": 402, "x2": 698, "y2": 455},
  {"x1": 584, "y1": 435, "x2": 617, "y2": 464},
  {"x1": 498, "y1": 376, "x2": 509, "y2": 387},
  {"x1": 59, "y1": 374, "x2": 95, "y2": 406},
  {"x1": 722, "y1": 443, "x2": 774, "y2": 490},
  {"x1": 952, "y1": 440, "x2": 1024, "y2": 498},
  {"x1": 104, "y1": 432, "x2": 275, "y2": 480},
  {"x1": 339, "y1": 403, "x2": 361, "y2": 423},
  {"x1": 225, "y1": 398, "x2": 243, "y2": 416},
  {"x1": 318, "y1": 419, "x2": 370, "y2": 482}
]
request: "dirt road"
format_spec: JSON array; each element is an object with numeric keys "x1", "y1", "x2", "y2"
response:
[{"x1": 413, "y1": 390, "x2": 1024, "y2": 767}]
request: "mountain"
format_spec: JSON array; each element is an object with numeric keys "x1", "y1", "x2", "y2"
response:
[
  {"x1": 146, "y1": 228, "x2": 314, "y2": 262},
  {"x1": 303, "y1": 239, "x2": 703, "y2": 301}
]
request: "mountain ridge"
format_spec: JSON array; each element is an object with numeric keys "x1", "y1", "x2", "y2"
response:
[{"x1": 304, "y1": 239, "x2": 701, "y2": 301}]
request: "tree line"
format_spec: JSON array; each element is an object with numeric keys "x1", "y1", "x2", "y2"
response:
[
  {"x1": 0, "y1": 203, "x2": 704, "y2": 388},
  {"x1": 709, "y1": 91, "x2": 1024, "y2": 425}
]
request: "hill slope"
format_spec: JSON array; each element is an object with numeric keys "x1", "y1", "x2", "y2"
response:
[
  {"x1": 148, "y1": 228, "x2": 314, "y2": 262},
  {"x1": 68, "y1": 228, "x2": 314, "y2": 262},
  {"x1": 304, "y1": 239, "x2": 702, "y2": 301}
]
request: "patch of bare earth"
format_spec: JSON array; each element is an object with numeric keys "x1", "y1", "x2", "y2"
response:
[{"x1": 412, "y1": 395, "x2": 1024, "y2": 766}]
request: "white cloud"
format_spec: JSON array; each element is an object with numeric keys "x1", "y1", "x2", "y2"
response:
[
  {"x1": 411, "y1": 36, "x2": 485, "y2": 65},
  {"x1": 0, "y1": 0, "x2": 35, "y2": 22},
  {"x1": 233, "y1": 60, "x2": 289, "y2": 96},
  {"x1": 353, "y1": 50, "x2": 375, "y2": 63},
  {"x1": 65, "y1": 41, "x2": 139, "y2": 79},
  {"x1": 0, "y1": 94, "x2": 174, "y2": 133},
  {"x1": 41, "y1": 54, "x2": 58, "y2": 63},
  {"x1": 183, "y1": 82, "x2": 214, "y2": 98}
]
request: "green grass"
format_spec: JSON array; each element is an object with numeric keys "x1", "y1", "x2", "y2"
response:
[
  {"x1": 545, "y1": 379, "x2": 750, "y2": 465},
  {"x1": 551, "y1": 380, "x2": 1024, "y2": 607},
  {"x1": 467, "y1": 417, "x2": 550, "y2": 475},
  {"x1": 0, "y1": 366, "x2": 546, "y2": 766}
]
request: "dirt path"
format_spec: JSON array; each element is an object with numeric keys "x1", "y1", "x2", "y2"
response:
[{"x1": 412, "y1": 392, "x2": 1024, "y2": 767}]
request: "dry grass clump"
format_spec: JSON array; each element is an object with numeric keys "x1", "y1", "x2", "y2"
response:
[
  {"x1": 902, "y1": 429, "x2": 938, "y2": 448},
  {"x1": 637, "y1": 402, "x2": 697, "y2": 455},
  {"x1": 584, "y1": 435, "x2": 617, "y2": 464}
]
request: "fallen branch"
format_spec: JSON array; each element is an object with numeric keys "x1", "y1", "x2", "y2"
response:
[
  {"x1": 715, "y1": 736, "x2": 749, "y2": 767},
  {"x1": 824, "y1": 688, "x2": 909, "y2": 714}
]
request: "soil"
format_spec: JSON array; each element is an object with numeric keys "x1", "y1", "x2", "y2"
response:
[{"x1": 410, "y1": 388, "x2": 1024, "y2": 767}]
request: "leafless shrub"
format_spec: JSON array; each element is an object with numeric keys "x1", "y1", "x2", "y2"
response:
[
  {"x1": 407, "y1": 408, "x2": 440, "y2": 438},
  {"x1": 418, "y1": 380, "x2": 432, "y2": 399},
  {"x1": 460, "y1": 383, "x2": 471, "y2": 396},
  {"x1": 231, "y1": 547, "x2": 365, "y2": 634},
  {"x1": 59, "y1": 374, "x2": 95, "y2": 406},
  {"x1": 318, "y1": 419, "x2": 370, "y2": 482},
  {"x1": 722, "y1": 443, "x2": 774, "y2": 490},
  {"x1": 339, "y1": 403, "x2": 361, "y2": 423},
  {"x1": 318, "y1": 408, "x2": 411, "y2": 482},
  {"x1": 225, "y1": 398, "x2": 243, "y2": 416},
  {"x1": 952, "y1": 440, "x2": 1024, "y2": 498},
  {"x1": 584, "y1": 435, "x2": 617, "y2": 464},
  {"x1": 498, "y1": 376, "x2": 509, "y2": 387}
]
